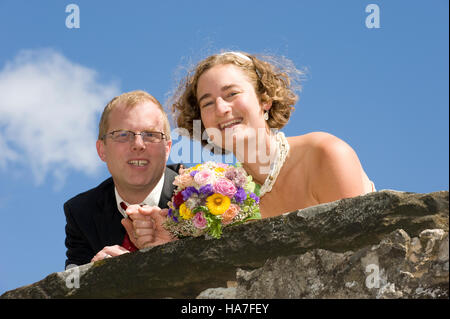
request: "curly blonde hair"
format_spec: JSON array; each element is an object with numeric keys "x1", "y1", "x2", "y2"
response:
[{"x1": 170, "y1": 51, "x2": 302, "y2": 147}]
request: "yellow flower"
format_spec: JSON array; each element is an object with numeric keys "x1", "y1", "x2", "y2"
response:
[
  {"x1": 187, "y1": 164, "x2": 202, "y2": 173},
  {"x1": 179, "y1": 203, "x2": 194, "y2": 220},
  {"x1": 206, "y1": 193, "x2": 231, "y2": 215},
  {"x1": 214, "y1": 167, "x2": 225, "y2": 174}
]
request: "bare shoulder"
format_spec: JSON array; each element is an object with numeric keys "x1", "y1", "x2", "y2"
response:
[
  {"x1": 289, "y1": 132, "x2": 369, "y2": 203},
  {"x1": 289, "y1": 131, "x2": 361, "y2": 182},
  {"x1": 287, "y1": 132, "x2": 353, "y2": 160},
  {"x1": 287, "y1": 131, "x2": 340, "y2": 143}
]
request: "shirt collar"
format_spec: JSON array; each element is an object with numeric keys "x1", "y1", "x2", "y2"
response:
[{"x1": 115, "y1": 173, "x2": 165, "y2": 218}]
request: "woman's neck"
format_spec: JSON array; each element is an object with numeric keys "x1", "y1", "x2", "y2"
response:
[{"x1": 238, "y1": 131, "x2": 278, "y2": 186}]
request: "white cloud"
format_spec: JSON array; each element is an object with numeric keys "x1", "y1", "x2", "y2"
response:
[{"x1": 0, "y1": 49, "x2": 120, "y2": 186}]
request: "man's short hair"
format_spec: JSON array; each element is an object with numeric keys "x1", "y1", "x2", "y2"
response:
[{"x1": 98, "y1": 90, "x2": 171, "y2": 141}]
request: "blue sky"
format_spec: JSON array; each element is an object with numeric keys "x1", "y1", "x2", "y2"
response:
[{"x1": 0, "y1": 0, "x2": 448, "y2": 294}]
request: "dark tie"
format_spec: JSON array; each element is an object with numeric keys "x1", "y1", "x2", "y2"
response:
[{"x1": 120, "y1": 201, "x2": 138, "y2": 252}]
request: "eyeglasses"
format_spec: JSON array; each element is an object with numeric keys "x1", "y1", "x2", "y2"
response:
[{"x1": 102, "y1": 130, "x2": 166, "y2": 143}]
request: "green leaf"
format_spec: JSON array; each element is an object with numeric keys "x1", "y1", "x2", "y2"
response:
[
  {"x1": 253, "y1": 183, "x2": 261, "y2": 197},
  {"x1": 205, "y1": 214, "x2": 223, "y2": 239},
  {"x1": 192, "y1": 206, "x2": 209, "y2": 214}
]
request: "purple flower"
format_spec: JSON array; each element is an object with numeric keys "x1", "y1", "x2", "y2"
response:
[
  {"x1": 190, "y1": 170, "x2": 199, "y2": 177},
  {"x1": 234, "y1": 187, "x2": 246, "y2": 204},
  {"x1": 168, "y1": 209, "x2": 179, "y2": 222},
  {"x1": 249, "y1": 192, "x2": 260, "y2": 204},
  {"x1": 199, "y1": 184, "x2": 214, "y2": 197},
  {"x1": 181, "y1": 186, "x2": 199, "y2": 201}
]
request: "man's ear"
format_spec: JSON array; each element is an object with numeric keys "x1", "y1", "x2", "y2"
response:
[
  {"x1": 164, "y1": 140, "x2": 172, "y2": 163},
  {"x1": 96, "y1": 139, "x2": 107, "y2": 162}
]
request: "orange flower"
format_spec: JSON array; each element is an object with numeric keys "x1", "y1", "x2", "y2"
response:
[{"x1": 221, "y1": 204, "x2": 240, "y2": 225}]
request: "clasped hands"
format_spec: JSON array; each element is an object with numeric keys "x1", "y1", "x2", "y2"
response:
[{"x1": 91, "y1": 205, "x2": 176, "y2": 262}]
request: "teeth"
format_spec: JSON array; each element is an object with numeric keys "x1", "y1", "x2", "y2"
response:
[
  {"x1": 220, "y1": 119, "x2": 242, "y2": 130},
  {"x1": 128, "y1": 160, "x2": 148, "y2": 167}
]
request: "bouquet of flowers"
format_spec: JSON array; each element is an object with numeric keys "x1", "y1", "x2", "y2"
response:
[{"x1": 164, "y1": 161, "x2": 261, "y2": 239}]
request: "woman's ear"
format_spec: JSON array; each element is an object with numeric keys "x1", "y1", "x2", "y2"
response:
[
  {"x1": 262, "y1": 100, "x2": 272, "y2": 111},
  {"x1": 258, "y1": 91, "x2": 272, "y2": 111}
]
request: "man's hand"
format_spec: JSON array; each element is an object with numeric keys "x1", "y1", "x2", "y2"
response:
[
  {"x1": 91, "y1": 245, "x2": 129, "y2": 262},
  {"x1": 141, "y1": 206, "x2": 178, "y2": 247},
  {"x1": 121, "y1": 205, "x2": 177, "y2": 249},
  {"x1": 121, "y1": 204, "x2": 155, "y2": 249}
]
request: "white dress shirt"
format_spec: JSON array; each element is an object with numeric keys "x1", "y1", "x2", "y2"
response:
[{"x1": 115, "y1": 173, "x2": 165, "y2": 218}]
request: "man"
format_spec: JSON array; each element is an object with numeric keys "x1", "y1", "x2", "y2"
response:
[{"x1": 64, "y1": 90, "x2": 178, "y2": 268}]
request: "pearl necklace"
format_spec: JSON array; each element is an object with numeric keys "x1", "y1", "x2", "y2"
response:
[{"x1": 259, "y1": 132, "x2": 290, "y2": 197}]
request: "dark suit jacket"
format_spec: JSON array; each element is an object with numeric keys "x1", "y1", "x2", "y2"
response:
[{"x1": 64, "y1": 165, "x2": 179, "y2": 268}]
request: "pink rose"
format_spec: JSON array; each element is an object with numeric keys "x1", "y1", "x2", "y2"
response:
[
  {"x1": 216, "y1": 163, "x2": 229, "y2": 169},
  {"x1": 214, "y1": 178, "x2": 237, "y2": 198},
  {"x1": 192, "y1": 212, "x2": 207, "y2": 229},
  {"x1": 194, "y1": 169, "x2": 214, "y2": 186},
  {"x1": 221, "y1": 204, "x2": 240, "y2": 225}
]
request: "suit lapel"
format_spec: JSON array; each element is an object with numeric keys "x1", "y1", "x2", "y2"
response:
[
  {"x1": 158, "y1": 167, "x2": 177, "y2": 209},
  {"x1": 93, "y1": 179, "x2": 125, "y2": 247}
]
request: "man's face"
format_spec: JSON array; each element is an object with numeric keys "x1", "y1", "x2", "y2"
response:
[{"x1": 96, "y1": 102, "x2": 171, "y2": 196}]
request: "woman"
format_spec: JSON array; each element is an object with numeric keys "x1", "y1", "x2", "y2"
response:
[{"x1": 171, "y1": 51, "x2": 375, "y2": 218}]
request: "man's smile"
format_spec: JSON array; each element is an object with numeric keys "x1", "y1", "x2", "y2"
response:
[{"x1": 127, "y1": 159, "x2": 149, "y2": 167}]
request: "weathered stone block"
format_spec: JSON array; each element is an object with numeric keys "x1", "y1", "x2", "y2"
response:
[{"x1": 1, "y1": 190, "x2": 448, "y2": 299}]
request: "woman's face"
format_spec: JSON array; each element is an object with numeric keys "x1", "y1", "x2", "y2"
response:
[{"x1": 196, "y1": 63, "x2": 270, "y2": 151}]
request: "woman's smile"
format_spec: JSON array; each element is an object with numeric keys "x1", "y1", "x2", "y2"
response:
[{"x1": 219, "y1": 118, "x2": 243, "y2": 130}]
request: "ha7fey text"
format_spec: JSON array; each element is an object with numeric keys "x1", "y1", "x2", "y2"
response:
[
  {"x1": 223, "y1": 303, "x2": 269, "y2": 314},
  {"x1": 180, "y1": 303, "x2": 269, "y2": 316}
]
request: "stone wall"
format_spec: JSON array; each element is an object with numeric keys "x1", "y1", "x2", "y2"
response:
[{"x1": 1, "y1": 190, "x2": 448, "y2": 299}]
